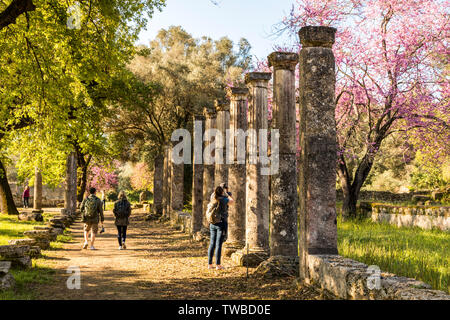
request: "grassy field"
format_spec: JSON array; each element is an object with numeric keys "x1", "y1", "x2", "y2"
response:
[
  {"x1": 337, "y1": 217, "x2": 449, "y2": 293},
  {"x1": 0, "y1": 213, "x2": 72, "y2": 299}
]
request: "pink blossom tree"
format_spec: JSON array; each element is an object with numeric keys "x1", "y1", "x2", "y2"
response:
[
  {"x1": 86, "y1": 161, "x2": 119, "y2": 195},
  {"x1": 278, "y1": 0, "x2": 449, "y2": 216}
]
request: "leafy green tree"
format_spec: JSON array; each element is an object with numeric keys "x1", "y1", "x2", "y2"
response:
[
  {"x1": 0, "y1": 0, "x2": 165, "y2": 214},
  {"x1": 107, "y1": 26, "x2": 252, "y2": 163}
]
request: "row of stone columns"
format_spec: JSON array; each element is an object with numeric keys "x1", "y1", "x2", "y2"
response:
[{"x1": 153, "y1": 26, "x2": 339, "y2": 279}]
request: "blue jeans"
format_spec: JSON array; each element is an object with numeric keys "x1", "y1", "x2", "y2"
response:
[{"x1": 208, "y1": 220, "x2": 227, "y2": 265}]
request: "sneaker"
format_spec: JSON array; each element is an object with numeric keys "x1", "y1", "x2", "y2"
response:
[
  {"x1": 122, "y1": 243, "x2": 126, "y2": 249},
  {"x1": 208, "y1": 265, "x2": 214, "y2": 270},
  {"x1": 82, "y1": 242, "x2": 88, "y2": 249},
  {"x1": 216, "y1": 265, "x2": 225, "y2": 270},
  {"x1": 89, "y1": 246, "x2": 96, "y2": 250},
  {"x1": 119, "y1": 246, "x2": 123, "y2": 250}
]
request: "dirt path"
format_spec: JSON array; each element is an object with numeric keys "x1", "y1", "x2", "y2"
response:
[{"x1": 36, "y1": 210, "x2": 325, "y2": 300}]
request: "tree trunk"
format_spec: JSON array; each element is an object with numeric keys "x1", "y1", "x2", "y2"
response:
[
  {"x1": 0, "y1": 159, "x2": 19, "y2": 215},
  {"x1": 76, "y1": 154, "x2": 91, "y2": 203},
  {"x1": 341, "y1": 184, "x2": 358, "y2": 218},
  {"x1": 338, "y1": 153, "x2": 374, "y2": 219}
]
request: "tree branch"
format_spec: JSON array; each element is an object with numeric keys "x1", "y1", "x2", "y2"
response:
[{"x1": 0, "y1": 0, "x2": 35, "y2": 31}]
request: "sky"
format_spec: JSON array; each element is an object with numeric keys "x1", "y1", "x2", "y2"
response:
[{"x1": 137, "y1": 0, "x2": 297, "y2": 62}]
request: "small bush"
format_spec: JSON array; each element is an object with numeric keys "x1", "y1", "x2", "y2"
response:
[{"x1": 106, "y1": 190, "x2": 118, "y2": 201}]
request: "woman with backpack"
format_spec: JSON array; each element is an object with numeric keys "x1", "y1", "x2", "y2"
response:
[
  {"x1": 113, "y1": 191, "x2": 132, "y2": 250},
  {"x1": 207, "y1": 185, "x2": 234, "y2": 270}
]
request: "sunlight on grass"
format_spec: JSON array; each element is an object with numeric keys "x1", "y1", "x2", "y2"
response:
[
  {"x1": 0, "y1": 212, "x2": 72, "y2": 299},
  {"x1": 337, "y1": 217, "x2": 450, "y2": 293},
  {"x1": 0, "y1": 215, "x2": 44, "y2": 245},
  {"x1": 0, "y1": 260, "x2": 55, "y2": 300}
]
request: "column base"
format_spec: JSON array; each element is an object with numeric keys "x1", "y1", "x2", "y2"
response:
[
  {"x1": 222, "y1": 242, "x2": 244, "y2": 257},
  {"x1": 231, "y1": 248, "x2": 269, "y2": 267},
  {"x1": 193, "y1": 227, "x2": 210, "y2": 242},
  {"x1": 254, "y1": 255, "x2": 299, "y2": 278}
]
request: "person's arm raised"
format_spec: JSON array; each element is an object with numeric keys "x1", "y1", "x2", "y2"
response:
[{"x1": 225, "y1": 193, "x2": 235, "y2": 204}]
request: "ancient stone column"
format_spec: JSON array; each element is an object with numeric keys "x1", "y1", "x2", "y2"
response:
[
  {"x1": 170, "y1": 142, "x2": 184, "y2": 216},
  {"x1": 162, "y1": 145, "x2": 171, "y2": 217},
  {"x1": 192, "y1": 114, "x2": 205, "y2": 234},
  {"x1": 63, "y1": 151, "x2": 77, "y2": 216},
  {"x1": 32, "y1": 167, "x2": 43, "y2": 213},
  {"x1": 298, "y1": 26, "x2": 338, "y2": 280},
  {"x1": 268, "y1": 52, "x2": 299, "y2": 258},
  {"x1": 202, "y1": 107, "x2": 216, "y2": 229},
  {"x1": 232, "y1": 73, "x2": 272, "y2": 266},
  {"x1": 223, "y1": 87, "x2": 248, "y2": 257},
  {"x1": 153, "y1": 153, "x2": 164, "y2": 215},
  {"x1": 214, "y1": 99, "x2": 230, "y2": 187}
]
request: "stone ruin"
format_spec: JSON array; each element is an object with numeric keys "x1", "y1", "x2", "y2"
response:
[
  {"x1": 150, "y1": 26, "x2": 449, "y2": 300},
  {"x1": 0, "y1": 202, "x2": 80, "y2": 291},
  {"x1": 0, "y1": 261, "x2": 15, "y2": 291}
]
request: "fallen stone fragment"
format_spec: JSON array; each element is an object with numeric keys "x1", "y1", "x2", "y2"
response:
[{"x1": 0, "y1": 261, "x2": 15, "y2": 291}]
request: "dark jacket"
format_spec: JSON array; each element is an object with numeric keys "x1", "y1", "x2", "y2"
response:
[
  {"x1": 80, "y1": 195, "x2": 104, "y2": 223},
  {"x1": 113, "y1": 199, "x2": 131, "y2": 226}
]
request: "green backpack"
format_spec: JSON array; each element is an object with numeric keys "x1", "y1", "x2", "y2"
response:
[{"x1": 84, "y1": 196, "x2": 98, "y2": 220}]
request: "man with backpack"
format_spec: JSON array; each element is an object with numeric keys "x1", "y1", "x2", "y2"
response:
[
  {"x1": 80, "y1": 187, "x2": 104, "y2": 250},
  {"x1": 113, "y1": 191, "x2": 131, "y2": 250}
]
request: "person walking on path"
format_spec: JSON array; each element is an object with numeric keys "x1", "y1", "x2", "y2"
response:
[
  {"x1": 207, "y1": 185, "x2": 234, "y2": 270},
  {"x1": 80, "y1": 187, "x2": 104, "y2": 250},
  {"x1": 113, "y1": 191, "x2": 132, "y2": 250},
  {"x1": 22, "y1": 186, "x2": 30, "y2": 208},
  {"x1": 101, "y1": 190, "x2": 106, "y2": 211}
]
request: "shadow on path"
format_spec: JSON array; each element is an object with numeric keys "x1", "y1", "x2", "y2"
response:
[{"x1": 34, "y1": 210, "x2": 325, "y2": 300}]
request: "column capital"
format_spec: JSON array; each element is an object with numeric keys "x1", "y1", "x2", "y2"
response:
[
  {"x1": 227, "y1": 87, "x2": 249, "y2": 100},
  {"x1": 298, "y1": 26, "x2": 336, "y2": 48},
  {"x1": 214, "y1": 99, "x2": 230, "y2": 112},
  {"x1": 268, "y1": 52, "x2": 299, "y2": 71},
  {"x1": 193, "y1": 113, "x2": 205, "y2": 121},
  {"x1": 245, "y1": 72, "x2": 272, "y2": 86},
  {"x1": 203, "y1": 107, "x2": 216, "y2": 118}
]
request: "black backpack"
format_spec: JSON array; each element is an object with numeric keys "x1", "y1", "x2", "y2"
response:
[{"x1": 115, "y1": 200, "x2": 130, "y2": 219}]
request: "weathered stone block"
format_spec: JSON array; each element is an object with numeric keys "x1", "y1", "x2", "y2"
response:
[
  {"x1": 9, "y1": 256, "x2": 32, "y2": 269},
  {"x1": 304, "y1": 254, "x2": 450, "y2": 300},
  {"x1": 0, "y1": 261, "x2": 15, "y2": 291},
  {"x1": 231, "y1": 250, "x2": 269, "y2": 268},
  {"x1": 0, "y1": 245, "x2": 30, "y2": 258},
  {"x1": 254, "y1": 256, "x2": 299, "y2": 279},
  {"x1": 0, "y1": 261, "x2": 12, "y2": 274},
  {"x1": 23, "y1": 230, "x2": 57, "y2": 242},
  {"x1": 18, "y1": 212, "x2": 43, "y2": 222}
]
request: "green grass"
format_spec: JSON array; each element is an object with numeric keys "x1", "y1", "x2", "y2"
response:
[
  {"x1": 337, "y1": 216, "x2": 450, "y2": 293},
  {"x1": 0, "y1": 260, "x2": 55, "y2": 300},
  {"x1": 105, "y1": 201, "x2": 115, "y2": 211},
  {"x1": 0, "y1": 212, "x2": 71, "y2": 299},
  {"x1": 0, "y1": 215, "x2": 46, "y2": 246}
]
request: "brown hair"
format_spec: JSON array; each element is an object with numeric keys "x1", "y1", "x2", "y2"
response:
[{"x1": 214, "y1": 186, "x2": 224, "y2": 201}]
